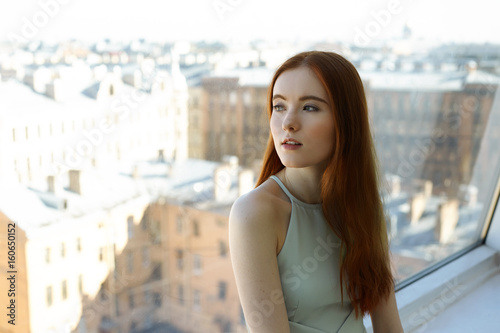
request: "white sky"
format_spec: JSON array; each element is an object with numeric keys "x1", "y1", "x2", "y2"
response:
[{"x1": 1, "y1": 0, "x2": 499, "y2": 44}]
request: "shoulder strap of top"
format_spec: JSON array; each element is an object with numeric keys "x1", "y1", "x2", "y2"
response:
[{"x1": 269, "y1": 175, "x2": 295, "y2": 201}]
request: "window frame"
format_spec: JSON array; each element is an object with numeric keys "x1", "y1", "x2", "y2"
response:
[{"x1": 364, "y1": 161, "x2": 500, "y2": 332}]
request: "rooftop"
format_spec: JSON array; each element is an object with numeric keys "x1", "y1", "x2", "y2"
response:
[{"x1": 0, "y1": 157, "x2": 247, "y2": 237}]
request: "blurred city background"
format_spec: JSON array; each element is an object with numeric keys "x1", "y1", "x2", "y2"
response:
[{"x1": 1, "y1": 0, "x2": 500, "y2": 332}]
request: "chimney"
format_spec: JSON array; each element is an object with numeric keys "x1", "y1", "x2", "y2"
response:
[
  {"x1": 123, "y1": 69, "x2": 142, "y2": 88},
  {"x1": 222, "y1": 155, "x2": 239, "y2": 168},
  {"x1": 214, "y1": 165, "x2": 232, "y2": 201},
  {"x1": 32, "y1": 67, "x2": 51, "y2": 93},
  {"x1": 409, "y1": 192, "x2": 427, "y2": 225},
  {"x1": 132, "y1": 165, "x2": 140, "y2": 179},
  {"x1": 238, "y1": 169, "x2": 254, "y2": 196},
  {"x1": 47, "y1": 175, "x2": 63, "y2": 195},
  {"x1": 386, "y1": 174, "x2": 401, "y2": 196},
  {"x1": 408, "y1": 179, "x2": 433, "y2": 224},
  {"x1": 69, "y1": 169, "x2": 86, "y2": 195},
  {"x1": 46, "y1": 79, "x2": 64, "y2": 102},
  {"x1": 158, "y1": 149, "x2": 165, "y2": 162},
  {"x1": 461, "y1": 185, "x2": 478, "y2": 207},
  {"x1": 423, "y1": 180, "x2": 433, "y2": 198},
  {"x1": 465, "y1": 61, "x2": 477, "y2": 74},
  {"x1": 413, "y1": 179, "x2": 433, "y2": 198},
  {"x1": 435, "y1": 199, "x2": 459, "y2": 244}
]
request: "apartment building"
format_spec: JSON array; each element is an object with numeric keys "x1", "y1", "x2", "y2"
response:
[
  {"x1": 0, "y1": 59, "x2": 188, "y2": 185},
  {"x1": 59, "y1": 157, "x2": 252, "y2": 333},
  {"x1": 144, "y1": 202, "x2": 245, "y2": 333},
  {"x1": 188, "y1": 68, "x2": 272, "y2": 170},
  {"x1": 0, "y1": 169, "x2": 151, "y2": 333},
  {"x1": 362, "y1": 64, "x2": 500, "y2": 200},
  {"x1": 144, "y1": 158, "x2": 252, "y2": 333}
]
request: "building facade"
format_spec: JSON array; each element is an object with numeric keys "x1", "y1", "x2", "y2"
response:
[{"x1": 188, "y1": 71, "x2": 271, "y2": 170}]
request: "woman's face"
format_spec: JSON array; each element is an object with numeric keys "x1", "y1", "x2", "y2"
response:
[{"x1": 271, "y1": 66, "x2": 335, "y2": 170}]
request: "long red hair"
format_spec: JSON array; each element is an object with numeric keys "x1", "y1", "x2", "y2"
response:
[{"x1": 256, "y1": 51, "x2": 393, "y2": 317}]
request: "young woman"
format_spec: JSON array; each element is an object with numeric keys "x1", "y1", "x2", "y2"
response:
[{"x1": 229, "y1": 51, "x2": 403, "y2": 332}]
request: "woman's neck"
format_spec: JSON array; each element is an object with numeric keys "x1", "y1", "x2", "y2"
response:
[{"x1": 276, "y1": 167, "x2": 323, "y2": 204}]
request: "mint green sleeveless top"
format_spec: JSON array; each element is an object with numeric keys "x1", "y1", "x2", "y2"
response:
[{"x1": 270, "y1": 176, "x2": 366, "y2": 333}]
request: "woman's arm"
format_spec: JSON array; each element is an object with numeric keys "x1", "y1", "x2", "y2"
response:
[
  {"x1": 370, "y1": 288, "x2": 404, "y2": 333},
  {"x1": 229, "y1": 193, "x2": 291, "y2": 333}
]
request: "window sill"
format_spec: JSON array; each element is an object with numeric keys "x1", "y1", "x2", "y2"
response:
[{"x1": 363, "y1": 245, "x2": 500, "y2": 332}]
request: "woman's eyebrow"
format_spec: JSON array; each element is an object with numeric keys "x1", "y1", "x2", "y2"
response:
[
  {"x1": 272, "y1": 94, "x2": 287, "y2": 101},
  {"x1": 272, "y1": 94, "x2": 329, "y2": 105},
  {"x1": 299, "y1": 95, "x2": 329, "y2": 105}
]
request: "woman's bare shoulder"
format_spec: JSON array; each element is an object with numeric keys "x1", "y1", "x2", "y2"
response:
[
  {"x1": 230, "y1": 177, "x2": 289, "y2": 230},
  {"x1": 232, "y1": 181, "x2": 277, "y2": 218}
]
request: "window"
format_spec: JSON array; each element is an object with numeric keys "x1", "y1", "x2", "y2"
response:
[
  {"x1": 99, "y1": 247, "x2": 104, "y2": 262},
  {"x1": 229, "y1": 91, "x2": 237, "y2": 106},
  {"x1": 61, "y1": 243, "x2": 66, "y2": 258},
  {"x1": 193, "y1": 219, "x2": 200, "y2": 236},
  {"x1": 178, "y1": 285, "x2": 184, "y2": 305},
  {"x1": 62, "y1": 280, "x2": 67, "y2": 300},
  {"x1": 193, "y1": 290, "x2": 201, "y2": 311},
  {"x1": 142, "y1": 247, "x2": 150, "y2": 267},
  {"x1": 99, "y1": 285, "x2": 109, "y2": 302},
  {"x1": 176, "y1": 249, "x2": 183, "y2": 270},
  {"x1": 127, "y1": 251, "x2": 134, "y2": 273},
  {"x1": 193, "y1": 254, "x2": 202, "y2": 275},
  {"x1": 243, "y1": 91, "x2": 251, "y2": 106},
  {"x1": 176, "y1": 215, "x2": 183, "y2": 233},
  {"x1": 45, "y1": 247, "x2": 51, "y2": 264},
  {"x1": 219, "y1": 241, "x2": 227, "y2": 257},
  {"x1": 144, "y1": 288, "x2": 151, "y2": 304},
  {"x1": 218, "y1": 281, "x2": 227, "y2": 301},
  {"x1": 153, "y1": 292, "x2": 162, "y2": 308},
  {"x1": 141, "y1": 213, "x2": 148, "y2": 230},
  {"x1": 78, "y1": 275, "x2": 83, "y2": 295},
  {"x1": 115, "y1": 295, "x2": 120, "y2": 317},
  {"x1": 46, "y1": 286, "x2": 53, "y2": 307},
  {"x1": 127, "y1": 215, "x2": 134, "y2": 238},
  {"x1": 129, "y1": 291, "x2": 135, "y2": 309}
]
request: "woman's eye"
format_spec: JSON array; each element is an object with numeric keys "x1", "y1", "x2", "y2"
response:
[
  {"x1": 273, "y1": 105, "x2": 285, "y2": 111},
  {"x1": 304, "y1": 105, "x2": 319, "y2": 112}
]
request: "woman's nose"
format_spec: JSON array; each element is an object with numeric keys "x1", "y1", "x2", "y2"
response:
[{"x1": 282, "y1": 110, "x2": 299, "y2": 132}]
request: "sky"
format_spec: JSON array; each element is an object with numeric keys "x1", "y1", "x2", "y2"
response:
[{"x1": 1, "y1": 0, "x2": 500, "y2": 45}]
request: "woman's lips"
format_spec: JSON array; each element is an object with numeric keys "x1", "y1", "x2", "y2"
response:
[{"x1": 282, "y1": 138, "x2": 303, "y2": 150}]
